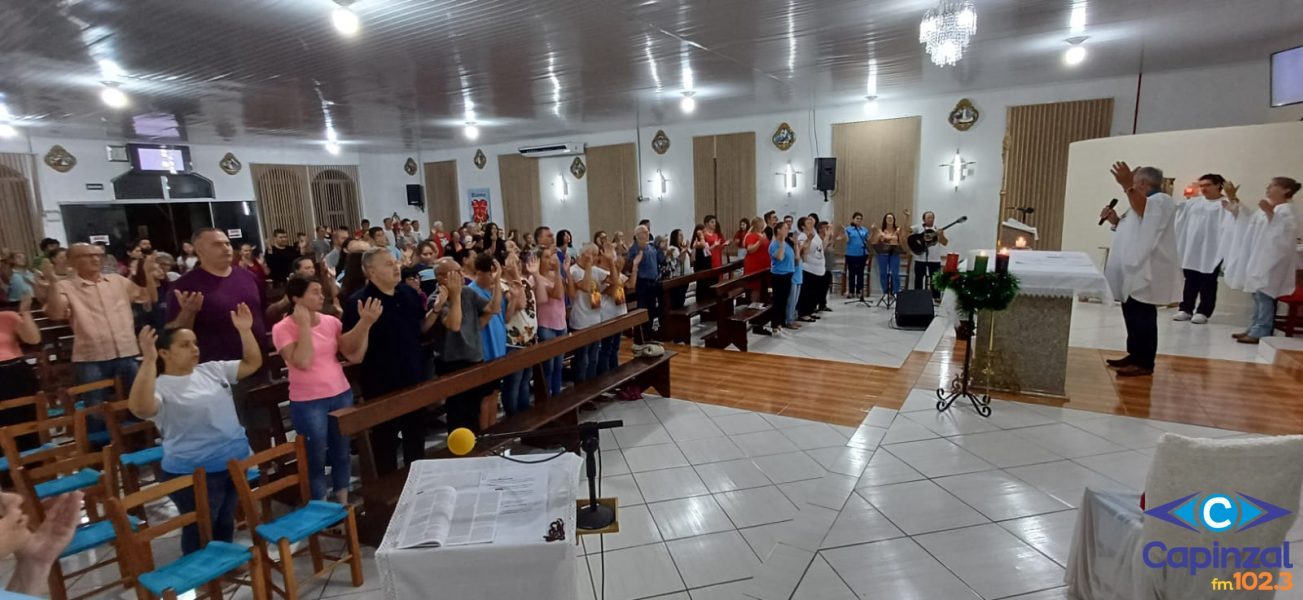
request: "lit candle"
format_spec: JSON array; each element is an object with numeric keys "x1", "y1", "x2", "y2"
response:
[
  {"x1": 995, "y1": 248, "x2": 1010, "y2": 273},
  {"x1": 973, "y1": 251, "x2": 988, "y2": 274},
  {"x1": 944, "y1": 252, "x2": 960, "y2": 273},
  {"x1": 1014, "y1": 236, "x2": 1027, "y2": 249}
]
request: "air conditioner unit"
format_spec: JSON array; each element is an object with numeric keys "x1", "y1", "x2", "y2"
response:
[{"x1": 517, "y1": 142, "x2": 585, "y2": 158}]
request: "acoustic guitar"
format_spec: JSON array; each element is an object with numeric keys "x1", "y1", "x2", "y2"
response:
[{"x1": 906, "y1": 216, "x2": 968, "y2": 255}]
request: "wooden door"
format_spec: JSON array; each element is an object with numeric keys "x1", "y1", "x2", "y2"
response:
[{"x1": 423, "y1": 160, "x2": 459, "y2": 227}]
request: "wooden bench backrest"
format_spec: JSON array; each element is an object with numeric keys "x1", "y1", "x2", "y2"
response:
[
  {"x1": 331, "y1": 309, "x2": 649, "y2": 438},
  {"x1": 659, "y1": 259, "x2": 744, "y2": 291}
]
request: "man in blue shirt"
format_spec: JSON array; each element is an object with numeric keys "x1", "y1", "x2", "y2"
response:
[{"x1": 626, "y1": 225, "x2": 662, "y2": 352}]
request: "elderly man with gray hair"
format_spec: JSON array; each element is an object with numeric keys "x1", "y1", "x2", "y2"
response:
[
  {"x1": 1099, "y1": 162, "x2": 1181, "y2": 377},
  {"x1": 342, "y1": 247, "x2": 439, "y2": 474}
]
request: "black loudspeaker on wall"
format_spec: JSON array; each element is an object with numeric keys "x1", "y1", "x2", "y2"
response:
[
  {"x1": 894, "y1": 290, "x2": 935, "y2": 329},
  {"x1": 814, "y1": 157, "x2": 837, "y2": 192},
  {"x1": 406, "y1": 184, "x2": 424, "y2": 209}
]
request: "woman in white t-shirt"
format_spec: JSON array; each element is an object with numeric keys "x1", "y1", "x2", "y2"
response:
[
  {"x1": 797, "y1": 218, "x2": 827, "y2": 320},
  {"x1": 127, "y1": 305, "x2": 261, "y2": 555},
  {"x1": 567, "y1": 244, "x2": 607, "y2": 383}
]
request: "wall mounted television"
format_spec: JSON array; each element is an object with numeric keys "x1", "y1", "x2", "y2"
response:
[
  {"x1": 1271, "y1": 45, "x2": 1303, "y2": 107},
  {"x1": 127, "y1": 143, "x2": 192, "y2": 174}
]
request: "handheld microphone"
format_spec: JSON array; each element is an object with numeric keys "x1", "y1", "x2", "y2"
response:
[
  {"x1": 1098, "y1": 199, "x2": 1118, "y2": 226},
  {"x1": 447, "y1": 420, "x2": 626, "y2": 456}
]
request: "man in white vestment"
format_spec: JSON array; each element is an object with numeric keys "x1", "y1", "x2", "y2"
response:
[
  {"x1": 1172, "y1": 174, "x2": 1233, "y2": 324},
  {"x1": 1100, "y1": 163, "x2": 1181, "y2": 377},
  {"x1": 1222, "y1": 177, "x2": 1301, "y2": 344}
]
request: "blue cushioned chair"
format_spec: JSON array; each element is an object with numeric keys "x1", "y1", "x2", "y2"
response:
[
  {"x1": 78, "y1": 397, "x2": 165, "y2": 520},
  {"x1": 0, "y1": 413, "x2": 85, "y2": 487},
  {"x1": 107, "y1": 469, "x2": 268, "y2": 600},
  {"x1": 229, "y1": 437, "x2": 363, "y2": 600},
  {"x1": 10, "y1": 447, "x2": 134, "y2": 600},
  {"x1": 0, "y1": 393, "x2": 52, "y2": 485}
]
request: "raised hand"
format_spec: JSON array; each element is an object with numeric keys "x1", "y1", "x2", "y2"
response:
[
  {"x1": 1259, "y1": 198, "x2": 1275, "y2": 217},
  {"x1": 174, "y1": 290, "x2": 205, "y2": 314},
  {"x1": 525, "y1": 254, "x2": 541, "y2": 275},
  {"x1": 137, "y1": 326, "x2": 158, "y2": 362},
  {"x1": 16, "y1": 491, "x2": 82, "y2": 566},
  {"x1": 291, "y1": 301, "x2": 313, "y2": 326},
  {"x1": 446, "y1": 271, "x2": 464, "y2": 295},
  {"x1": 1110, "y1": 161, "x2": 1134, "y2": 188},
  {"x1": 1223, "y1": 180, "x2": 1239, "y2": 200},
  {"x1": 357, "y1": 297, "x2": 384, "y2": 323},
  {"x1": 230, "y1": 303, "x2": 254, "y2": 331},
  {"x1": 19, "y1": 293, "x2": 32, "y2": 313}
]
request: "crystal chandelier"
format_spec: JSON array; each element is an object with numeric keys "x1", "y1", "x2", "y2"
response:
[{"x1": 919, "y1": 0, "x2": 978, "y2": 67}]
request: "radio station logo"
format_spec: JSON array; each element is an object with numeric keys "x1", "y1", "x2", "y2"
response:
[{"x1": 1142, "y1": 491, "x2": 1295, "y2": 576}]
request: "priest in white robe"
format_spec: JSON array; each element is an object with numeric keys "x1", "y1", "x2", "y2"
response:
[
  {"x1": 1100, "y1": 163, "x2": 1181, "y2": 377},
  {"x1": 1172, "y1": 174, "x2": 1233, "y2": 323},
  {"x1": 1223, "y1": 177, "x2": 1301, "y2": 343}
]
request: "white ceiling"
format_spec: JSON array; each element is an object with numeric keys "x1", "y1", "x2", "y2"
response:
[{"x1": 0, "y1": 0, "x2": 1299, "y2": 149}]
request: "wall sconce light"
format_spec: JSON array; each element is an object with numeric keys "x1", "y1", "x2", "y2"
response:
[
  {"x1": 776, "y1": 162, "x2": 801, "y2": 195},
  {"x1": 556, "y1": 173, "x2": 569, "y2": 200},
  {"x1": 647, "y1": 169, "x2": 668, "y2": 200},
  {"x1": 941, "y1": 149, "x2": 975, "y2": 190}
]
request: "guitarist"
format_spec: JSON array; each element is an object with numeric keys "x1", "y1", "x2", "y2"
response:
[{"x1": 908, "y1": 210, "x2": 949, "y2": 297}]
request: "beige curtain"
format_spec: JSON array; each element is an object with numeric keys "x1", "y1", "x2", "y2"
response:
[
  {"x1": 423, "y1": 160, "x2": 459, "y2": 228},
  {"x1": 307, "y1": 165, "x2": 360, "y2": 232},
  {"x1": 251, "y1": 164, "x2": 314, "y2": 239},
  {"x1": 497, "y1": 154, "x2": 541, "y2": 235},
  {"x1": 0, "y1": 153, "x2": 41, "y2": 252},
  {"x1": 1001, "y1": 98, "x2": 1114, "y2": 250},
  {"x1": 586, "y1": 144, "x2": 638, "y2": 239},
  {"x1": 692, "y1": 132, "x2": 756, "y2": 226},
  {"x1": 831, "y1": 116, "x2": 921, "y2": 229}
]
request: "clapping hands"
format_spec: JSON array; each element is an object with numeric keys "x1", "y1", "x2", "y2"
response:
[
  {"x1": 356, "y1": 297, "x2": 384, "y2": 324},
  {"x1": 174, "y1": 290, "x2": 204, "y2": 314}
]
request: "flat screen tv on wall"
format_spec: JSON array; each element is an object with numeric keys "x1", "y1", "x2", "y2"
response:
[{"x1": 1271, "y1": 45, "x2": 1303, "y2": 107}]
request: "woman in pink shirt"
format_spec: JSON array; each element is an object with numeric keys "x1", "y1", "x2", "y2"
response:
[
  {"x1": 533, "y1": 248, "x2": 567, "y2": 396},
  {"x1": 0, "y1": 295, "x2": 41, "y2": 451},
  {"x1": 271, "y1": 275, "x2": 382, "y2": 503}
]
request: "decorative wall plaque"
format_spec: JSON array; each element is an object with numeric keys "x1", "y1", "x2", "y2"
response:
[
  {"x1": 473, "y1": 148, "x2": 487, "y2": 169},
  {"x1": 219, "y1": 152, "x2": 242, "y2": 175},
  {"x1": 771, "y1": 122, "x2": 796, "y2": 151},
  {"x1": 403, "y1": 157, "x2": 418, "y2": 176},
  {"x1": 948, "y1": 98, "x2": 980, "y2": 131},
  {"x1": 651, "y1": 129, "x2": 670, "y2": 155},
  {"x1": 44, "y1": 145, "x2": 76, "y2": 173},
  {"x1": 570, "y1": 156, "x2": 586, "y2": 179}
]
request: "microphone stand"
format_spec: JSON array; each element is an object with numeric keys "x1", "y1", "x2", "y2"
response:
[{"x1": 472, "y1": 419, "x2": 624, "y2": 530}]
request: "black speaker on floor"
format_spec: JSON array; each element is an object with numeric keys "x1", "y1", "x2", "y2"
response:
[
  {"x1": 815, "y1": 157, "x2": 837, "y2": 192},
  {"x1": 894, "y1": 290, "x2": 935, "y2": 329},
  {"x1": 406, "y1": 184, "x2": 424, "y2": 209}
]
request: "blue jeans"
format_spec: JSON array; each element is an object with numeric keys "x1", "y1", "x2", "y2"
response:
[
  {"x1": 74, "y1": 356, "x2": 140, "y2": 431},
  {"x1": 537, "y1": 327, "x2": 566, "y2": 395},
  {"x1": 598, "y1": 334, "x2": 621, "y2": 374},
  {"x1": 288, "y1": 390, "x2": 354, "y2": 501},
  {"x1": 877, "y1": 254, "x2": 901, "y2": 295},
  {"x1": 1248, "y1": 291, "x2": 1277, "y2": 339},
  {"x1": 787, "y1": 282, "x2": 801, "y2": 323},
  {"x1": 572, "y1": 340, "x2": 601, "y2": 383},
  {"x1": 501, "y1": 347, "x2": 533, "y2": 416},
  {"x1": 159, "y1": 468, "x2": 237, "y2": 555}
]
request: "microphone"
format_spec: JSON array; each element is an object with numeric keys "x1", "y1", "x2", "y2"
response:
[
  {"x1": 447, "y1": 420, "x2": 626, "y2": 456},
  {"x1": 1098, "y1": 199, "x2": 1118, "y2": 226}
]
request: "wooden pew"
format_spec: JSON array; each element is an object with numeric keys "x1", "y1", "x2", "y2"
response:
[
  {"x1": 657, "y1": 259, "x2": 744, "y2": 344},
  {"x1": 703, "y1": 270, "x2": 771, "y2": 352},
  {"x1": 331, "y1": 310, "x2": 673, "y2": 545}
]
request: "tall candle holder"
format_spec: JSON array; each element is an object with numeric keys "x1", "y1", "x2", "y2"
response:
[{"x1": 930, "y1": 269, "x2": 1021, "y2": 418}]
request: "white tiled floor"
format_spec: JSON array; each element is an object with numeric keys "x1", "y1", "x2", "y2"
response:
[{"x1": 743, "y1": 387, "x2": 1285, "y2": 600}]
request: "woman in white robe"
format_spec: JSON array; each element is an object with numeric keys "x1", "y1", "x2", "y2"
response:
[{"x1": 1224, "y1": 177, "x2": 1301, "y2": 343}]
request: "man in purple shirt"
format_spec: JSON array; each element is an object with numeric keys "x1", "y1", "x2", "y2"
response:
[{"x1": 166, "y1": 228, "x2": 268, "y2": 359}]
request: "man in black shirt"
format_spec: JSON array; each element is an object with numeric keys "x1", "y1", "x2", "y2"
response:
[
  {"x1": 342, "y1": 247, "x2": 439, "y2": 475},
  {"x1": 264, "y1": 229, "x2": 298, "y2": 284}
]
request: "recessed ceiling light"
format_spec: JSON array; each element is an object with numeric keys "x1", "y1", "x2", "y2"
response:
[
  {"x1": 679, "y1": 90, "x2": 696, "y2": 114},
  {"x1": 0, "y1": 123, "x2": 16, "y2": 138},
  {"x1": 100, "y1": 84, "x2": 128, "y2": 109},
  {"x1": 332, "y1": 5, "x2": 360, "y2": 36},
  {"x1": 864, "y1": 95, "x2": 879, "y2": 113},
  {"x1": 1064, "y1": 37, "x2": 1089, "y2": 66},
  {"x1": 464, "y1": 122, "x2": 480, "y2": 140},
  {"x1": 325, "y1": 141, "x2": 341, "y2": 155}
]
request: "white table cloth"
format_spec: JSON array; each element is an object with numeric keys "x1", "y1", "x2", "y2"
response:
[
  {"x1": 966, "y1": 250, "x2": 1112, "y2": 299},
  {"x1": 378, "y1": 454, "x2": 582, "y2": 600}
]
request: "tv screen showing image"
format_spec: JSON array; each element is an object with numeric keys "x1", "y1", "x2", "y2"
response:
[
  {"x1": 128, "y1": 143, "x2": 192, "y2": 174},
  {"x1": 1271, "y1": 45, "x2": 1303, "y2": 107}
]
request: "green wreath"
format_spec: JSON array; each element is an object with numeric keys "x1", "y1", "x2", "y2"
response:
[{"x1": 932, "y1": 270, "x2": 1021, "y2": 317}]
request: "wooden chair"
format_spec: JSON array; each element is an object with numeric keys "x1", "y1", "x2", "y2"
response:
[
  {"x1": 10, "y1": 447, "x2": 137, "y2": 600},
  {"x1": 0, "y1": 392, "x2": 51, "y2": 486},
  {"x1": 228, "y1": 437, "x2": 363, "y2": 600},
  {"x1": 57, "y1": 377, "x2": 126, "y2": 446},
  {"x1": 106, "y1": 470, "x2": 268, "y2": 600},
  {"x1": 77, "y1": 399, "x2": 163, "y2": 520},
  {"x1": 0, "y1": 414, "x2": 100, "y2": 500}
]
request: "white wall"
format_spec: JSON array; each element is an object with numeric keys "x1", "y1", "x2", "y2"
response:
[
  {"x1": 6, "y1": 59, "x2": 1276, "y2": 253},
  {"x1": 1062, "y1": 120, "x2": 1303, "y2": 265}
]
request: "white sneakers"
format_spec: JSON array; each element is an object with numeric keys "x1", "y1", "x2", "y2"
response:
[
  {"x1": 1173, "y1": 311, "x2": 1192, "y2": 321},
  {"x1": 1191, "y1": 314, "x2": 1209, "y2": 325},
  {"x1": 1173, "y1": 311, "x2": 1209, "y2": 324}
]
